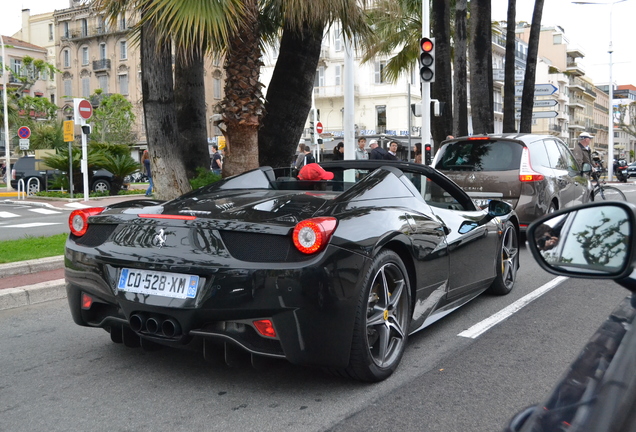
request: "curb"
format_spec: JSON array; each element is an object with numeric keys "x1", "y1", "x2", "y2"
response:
[
  {"x1": 0, "y1": 279, "x2": 66, "y2": 311},
  {"x1": 0, "y1": 255, "x2": 65, "y2": 279},
  {"x1": 2, "y1": 198, "x2": 56, "y2": 209}
]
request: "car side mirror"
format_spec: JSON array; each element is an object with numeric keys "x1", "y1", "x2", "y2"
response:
[
  {"x1": 478, "y1": 200, "x2": 513, "y2": 226},
  {"x1": 527, "y1": 202, "x2": 636, "y2": 288},
  {"x1": 581, "y1": 162, "x2": 592, "y2": 174}
]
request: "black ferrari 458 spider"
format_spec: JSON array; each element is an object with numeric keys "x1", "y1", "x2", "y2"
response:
[{"x1": 65, "y1": 160, "x2": 520, "y2": 382}]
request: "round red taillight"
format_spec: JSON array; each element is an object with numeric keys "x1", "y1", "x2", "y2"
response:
[
  {"x1": 292, "y1": 217, "x2": 337, "y2": 254},
  {"x1": 69, "y1": 207, "x2": 105, "y2": 236}
]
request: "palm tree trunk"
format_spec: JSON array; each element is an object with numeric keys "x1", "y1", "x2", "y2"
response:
[
  {"x1": 503, "y1": 0, "x2": 518, "y2": 132},
  {"x1": 431, "y1": 0, "x2": 453, "y2": 147},
  {"x1": 520, "y1": 0, "x2": 545, "y2": 133},
  {"x1": 468, "y1": 0, "x2": 494, "y2": 134},
  {"x1": 175, "y1": 47, "x2": 210, "y2": 178},
  {"x1": 259, "y1": 23, "x2": 324, "y2": 168},
  {"x1": 453, "y1": 0, "x2": 469, "y2": 136},
  {"x1": 141, "y1": 18, "x2": 191, "y2": 199},
  {"x1": 221, "y1": 0, "x2": 264, "y2": 177}
]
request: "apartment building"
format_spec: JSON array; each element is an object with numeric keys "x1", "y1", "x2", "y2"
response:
[{"x1": 14, "y1": 0, "x2": 225, "y2": 148}]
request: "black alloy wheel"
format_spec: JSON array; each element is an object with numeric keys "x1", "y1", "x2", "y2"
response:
[
  {"x1": 344, "y1": 250, "x2": 411, "y2": 382},
  {"x1": 92, "y1": 179, "x2": 111, "y2": 193},
  {"x1": 488, "y1": 221, "x2": 519, "y2": 295}
]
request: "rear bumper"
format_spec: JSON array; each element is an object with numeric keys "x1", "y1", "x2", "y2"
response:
[{"x1": 65, "y1": 245, "x2": 368, "y2": 368}]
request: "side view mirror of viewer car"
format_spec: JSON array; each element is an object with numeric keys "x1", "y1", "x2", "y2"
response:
[
  {"x1": 505, "y1": 201, "x2": 636, "y2": 432},
  {"x1": 476, "y1": 200, "x2": 513, "y2": 228},
  {"x1": 527, "y1": 201, "x2": 636, "y2": 290}
]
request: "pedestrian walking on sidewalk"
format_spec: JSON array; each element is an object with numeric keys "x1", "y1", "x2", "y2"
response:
[{"x1": 142, "y1": 150, "x2": 153, "y2": 196}]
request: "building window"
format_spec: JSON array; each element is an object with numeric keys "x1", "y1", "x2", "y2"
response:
[
  {"x1": 119, "y1": 74, "x2": 129, "y2": 95},
  {"x1": 81, "y1": 19, "x2": 88, "y2": 37},
  {"x1": 374, "y1": 61, "x2": 387, "y2": 84},
  {"x1": 376, "y1": 105, "x2": 386, "y2": 133},
  {"x1": 98, "y1": 16, "x2": 106, "y2": 33},
  {"x1": 119, "y1": 13, "x2": 126, "y2": 30},
  {"x1": 98, "y1": 75, "x2": 108, "y2": 92},
  {"x1": 334, "y1": 23, "x2": 342, "y2": 52},
  {"x1": 64, "y1": 79, "x2": 72, "y2": 97},
  {"x1": 82, "y1": 77, "x2": 90, "y2": 98},
  {"x1": 335, "y1": 64, "x2": 342, "y2": 86},
  {"x1": 82, "y1": 47, "x2": 89, "y2": 65},
  {"x1": 63, "y1": 22, "x2": 69, "y2": 38},
  {"x1": 314, "y1": 66, "x2": 325, "y2": 87},
  {"x1": 213, "y1": 77, "x2": 221, "y2": 99},
  {"x1": 120, "y1": 41, "x2": 127, "y2": 60},
  {"x1": 100, "y1": 43, "x2": 107, "y2": 60},
  {"x1": 11, "y1": 58, "x2": 22, "y2": 74},
  {"x1": 63, "y1": 50, "x2": 70, "y2": 68},
  {"x1": 49, "y1": 24, "x2": 54, "y2": 41}
]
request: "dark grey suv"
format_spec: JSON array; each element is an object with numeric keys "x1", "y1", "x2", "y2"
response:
[
  {"x1": 433, "y1": 134, "x2": 593, "y2": 233},
  {"x1": 10, "y1": 156, "x2": 114, "y2": 194}
]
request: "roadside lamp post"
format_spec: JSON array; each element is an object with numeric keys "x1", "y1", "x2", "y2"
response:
[
  {"x1": 1, "y1": 34, "x2": 11, "y2": 192},
  {"x1": 573, "y1": 0, "x2": 628, "y2": 182}
]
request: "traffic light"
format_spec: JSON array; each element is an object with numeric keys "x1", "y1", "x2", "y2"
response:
[
  {"x1": 419, "y1": 37, "x2": 435, "y2": 83},
  {"x1": 424, "y1": 144, "x2": 432, "y2": 165}
]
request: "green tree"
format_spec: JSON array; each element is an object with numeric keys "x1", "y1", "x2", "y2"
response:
[
  {"x1": 91, "y1": 91, "x2": 137, "y2": 145},
  {"x1": 453, "y1": 0, "x2": 469, "y2": 136},
  {"x1": 93, "y1": 148, "x2": 140, "y2": 195},
  {"x1": 28, "y1": 122, "x2": 65, "y2": 151},
  {"x1": 502, "y1": 0, "x2": 518, "y2": 133}
]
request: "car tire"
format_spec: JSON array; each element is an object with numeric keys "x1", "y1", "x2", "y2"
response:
[
  {"x1": 343, "y1": 250, "x2": 411, "y2": 382},
  {"x1": 548, "y1": 202, "x2": 557, "y2": 214},
  {"x1": 92, "y1": 179, "x2": 111, "y2": 193},
  {"x1": 487, "y1": 221, "x2": 519, "y2": 295}
]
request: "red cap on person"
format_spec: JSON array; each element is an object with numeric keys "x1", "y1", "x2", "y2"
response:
[{"x1": 298, "y1": 163, "x2": 335, "y2": 181}]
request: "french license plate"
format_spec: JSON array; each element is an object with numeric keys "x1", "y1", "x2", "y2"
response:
[
  {"x1": 117, "y1": 268, "x2": 199, "y2": 299},
  {"x1": 473, "y1": 198, "x2": 491, "y2": 208}
]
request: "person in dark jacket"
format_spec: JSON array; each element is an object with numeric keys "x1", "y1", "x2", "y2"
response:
[
  {"x1": 141, "y1": 150, "x2": 153, "y2": 196},
  {"x1": 369, "y1": 140, "x2": 388, "y2": 160}
]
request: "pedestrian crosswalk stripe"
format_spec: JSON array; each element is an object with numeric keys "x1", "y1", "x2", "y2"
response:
[
  {"x1": 28, "y1": 208, "x2": 62, "y2": 215},
  {"x1": 0, "y1": 222, "x2": 61, "y2": 228},
  {"x1": 0, "y1": 212, "x2": 20, "y2": 218},
  {"x1": 65, "y1": 202, "x2": 91, "y2": 209}
]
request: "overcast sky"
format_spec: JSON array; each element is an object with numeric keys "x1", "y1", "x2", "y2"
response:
[{"x1": 2, "y1": 0, "x2": 635, "y2": 85}]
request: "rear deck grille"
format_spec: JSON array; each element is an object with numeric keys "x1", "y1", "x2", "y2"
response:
[
  {"x1": 220, "y1": 231, "x2": 307, "y2": 262},
  {"x1": 72, "y1": 224, "x2": 117, "y2": 247}
]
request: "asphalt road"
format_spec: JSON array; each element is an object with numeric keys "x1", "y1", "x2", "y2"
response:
[
  {"x1": 0, "y1": 247, "x2": 629, "y2": 432},
  {"x1": 0, "y1": 202, "x2": 70, "y2": 240}
]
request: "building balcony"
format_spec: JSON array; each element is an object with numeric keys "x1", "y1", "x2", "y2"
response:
[
  {"x1": 568, "y1": 121, "x2": 586, "y2": 130},
  {"x1": 567, "y1": 83, "x2": 585, "y2": 93},
  {"x1": 567, "y1": 46, "x2": 585, "y2": 58},
  {"x1": 313, "y1": 84, "x2": 359, "y2": 98},
  {"x1": 569, "y1": 100, "x2": 585, "y2": 110},
  {"x1": 566, "y1": 61, "x2": 585, "y2": 76},
  {"x1": 93, "y1": 59, "x2": 111, "y2": 72}
]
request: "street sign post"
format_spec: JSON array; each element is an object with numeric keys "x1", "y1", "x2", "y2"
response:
[
  {"x1": 78, "y1": 99, "x2": 93, "y2": 120},
  {"x1": 316, "y1": 122, "x2": 324, "y2": 134},
  {"x1": 19, "y1": 139, "x2": 29, "y2": 150},
  {"x1": 73, "y1": 98, "x2": 92, "y2": 201},
  {"x1": 515, "y1": 83, "x2": 558, "y2": 97},
  {"x1": 18, "y1": 126, "x2": 31, "y2": 139},
  {"x1": 515, "y1": 111, "x2": 558, "y2": 119},
  {"x1": 63, "y1": 120, "x2": 75, "y2": 142},
  {"x1": 515, "y1": 99, "x2": 559, "y2": 108}
]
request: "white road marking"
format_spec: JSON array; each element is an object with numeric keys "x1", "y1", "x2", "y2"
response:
[
  {"x1": 28, "y1": 208, "x2": 62, "y2": 215},
  {"x1": 0, "y1": 222, "x2": 61, "y2": 228},
  {"x1": 0, "y1": 212, "x2": 20, "y2": 218},
  {"x1": 65, "y1": 202, "x2": 91, "y2": 209},
  {"x1": 458, "y1": 276, "x2": 569, "y2": 339}
]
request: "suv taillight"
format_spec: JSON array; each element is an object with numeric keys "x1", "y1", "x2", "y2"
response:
[{"x1": 519, "y1": 148, "x2": 544, "y2": 182}]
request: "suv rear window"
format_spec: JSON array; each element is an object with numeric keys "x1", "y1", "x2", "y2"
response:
[{"x1": 435, "y1": 140, "x2": 523, "y2": 172}]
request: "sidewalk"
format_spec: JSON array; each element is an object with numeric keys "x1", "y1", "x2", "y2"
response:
[{"x1": 0, "y1": 191, "x2": 155, "y2": 311}]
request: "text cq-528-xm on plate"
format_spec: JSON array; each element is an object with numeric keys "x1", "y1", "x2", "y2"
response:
[{"x1": 117, "y1": 268, "x2": 199, "y2": 299}]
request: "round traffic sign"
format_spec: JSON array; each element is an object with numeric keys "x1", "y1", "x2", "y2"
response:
[
  {"x1": 316, "y1": 122, "x2": 323, "y2": 134},
  {"x1": 18, "y1": 126, "x2": 31, "y2": 139},
  {"x1": 78, "y1": 99, "x2": 93, "y2": 120}
]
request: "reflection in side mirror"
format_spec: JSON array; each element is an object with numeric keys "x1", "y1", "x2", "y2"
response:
[{"x1": 528, "y1": 204, "x2": 632, "y2": 277}]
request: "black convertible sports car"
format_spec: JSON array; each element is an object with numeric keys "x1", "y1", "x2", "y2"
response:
[{"x1": 65, "y1": 160, "x2": 520, "y2": 382}]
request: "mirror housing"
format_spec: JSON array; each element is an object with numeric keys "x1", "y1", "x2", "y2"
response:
[
  {"x1": 527, "y1": 201, "x2": 636, "y2": 288},
  {"x1": 581, "y1": 162, "x2": 592, "y2": 174},
  {"x1": 477, "y1": 200, "x2": 513, "y2": 226}
]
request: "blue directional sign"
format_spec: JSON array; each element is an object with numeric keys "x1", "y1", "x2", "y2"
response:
[{"x1": 515, "y1": 83, "x2": 558, "y2": 97}]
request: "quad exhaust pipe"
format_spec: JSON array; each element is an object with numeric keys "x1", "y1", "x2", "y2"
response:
[{"x1": 129, "y1": 314, "x2": 181, "y2": 338}]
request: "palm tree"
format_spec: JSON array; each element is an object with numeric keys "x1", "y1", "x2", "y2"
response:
[
  {"x1": 93, "y1": 151, "x2": 140, "y2": 195},
  {"x1": 431, "y1": 0, "x2": 453, "y2": 146},
  {"x1": 502, "y1": 0, "x2": 518, "y2": 133},
  {"x1": 469, "y1": 0, "x2": 494, "y2": 134},
  {"x1": 453, "y1": 0, "x2": 469, "y2": 136},
  {"x1": 519, "y1": 0, "x2": 545, "y2": 133}
]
